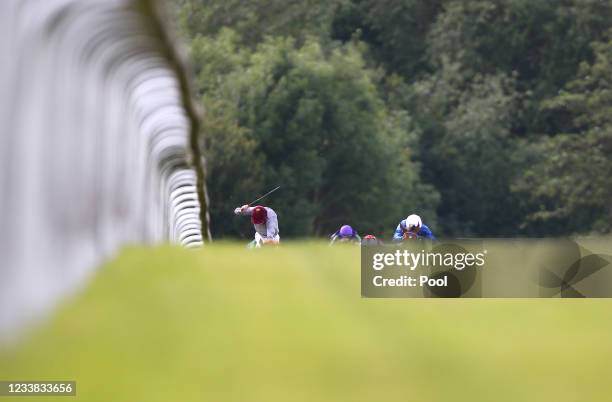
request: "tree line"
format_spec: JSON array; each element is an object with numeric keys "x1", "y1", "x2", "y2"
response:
[{"x1": 172, "y1": 0, "x2": 612, "y2": 238}]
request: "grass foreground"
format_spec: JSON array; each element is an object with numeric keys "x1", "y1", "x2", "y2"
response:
[{"x1": 1, "y1": 242, "x2": 612, "y2": 401}]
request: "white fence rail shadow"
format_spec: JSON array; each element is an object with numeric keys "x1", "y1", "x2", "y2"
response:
[{"x1": 0, "y1": 0, "x2": 209, "y2": 339}]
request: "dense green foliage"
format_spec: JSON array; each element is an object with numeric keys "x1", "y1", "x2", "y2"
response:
[
  {"x1": 192, "y1": 32, "x2": 436, "y2": 237},
  {"x1": 515, "y1": 34, "x2": 612, "y2": 234},
  {"x1": 173, "y1": 0, "x2": 612, "y2": 238}
]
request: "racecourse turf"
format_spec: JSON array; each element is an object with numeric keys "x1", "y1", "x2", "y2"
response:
[{"x1": 1, "y1": 242, "x2": 611, "y2": 401}]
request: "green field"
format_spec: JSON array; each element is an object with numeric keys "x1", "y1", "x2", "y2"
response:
[{"x1": 1, "y1": 243, "x2": 612, "y2": 401}]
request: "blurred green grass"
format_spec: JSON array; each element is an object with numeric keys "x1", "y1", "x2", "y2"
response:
[{"x1": 1, "y1": 242, "x2": 612, "y2": 402}]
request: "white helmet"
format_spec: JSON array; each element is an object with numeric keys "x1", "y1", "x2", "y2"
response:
[{"x1": 405, "y1": 214, "x2": 422, "y2": 231}]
